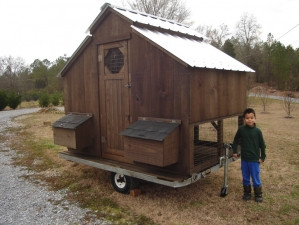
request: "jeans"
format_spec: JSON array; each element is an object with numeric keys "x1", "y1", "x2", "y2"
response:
[{"x1": 241, "y1": 160, "x2": 262, "y2": 187}]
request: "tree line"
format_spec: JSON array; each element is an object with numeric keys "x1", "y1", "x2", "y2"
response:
[
  {"x1": 0, "y1": 56, "x2": 67, "y2": 110},
  {"x1": 1, "y1": 0, "x2": 298, "y2": 111},
  {"x1": 199, "y1": 18, "x2": 299, "y2": 92},
  {"x1": 129, "y1": 0, "x2": 299, "y2": 91}
]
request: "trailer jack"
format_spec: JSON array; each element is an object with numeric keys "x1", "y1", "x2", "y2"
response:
[{"x1": 220, "y1": 143, "x2": 232, "y2": 197}]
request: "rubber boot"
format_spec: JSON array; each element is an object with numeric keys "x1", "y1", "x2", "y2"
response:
[
  {"x1": 242, "y1": 185, "x2": 251, "y2": 201},
  {"x1": 254, "y1": 186, "x2": 263, "y2": 202}
]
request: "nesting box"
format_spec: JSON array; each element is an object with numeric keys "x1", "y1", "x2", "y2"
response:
[
  {"x1": 121, "y1": 118, "x2": 180, "y2": 167},
  {"x1": 52, "y1": 113, "x2": 93, "y2": 149}
]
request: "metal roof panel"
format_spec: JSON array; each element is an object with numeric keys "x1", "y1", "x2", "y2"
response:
[
  {"x1": 113, "y1": 6, "x2": 205, "y2": 39},
  {"x1": 132, "y1": 26, "x2": 255, "y2": 72}
]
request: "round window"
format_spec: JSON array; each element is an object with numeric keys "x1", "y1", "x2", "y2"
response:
[{"x1": 104, "y1": 48, "x2": 124, "y2": 74}]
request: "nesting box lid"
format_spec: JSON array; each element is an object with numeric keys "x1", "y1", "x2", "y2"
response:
[
  {"x1": 121, "y1": 118, "x2": 180, "y2": 141},
  {"x1": 52, "y1": 113, "x2": 92, "y2": 129}
]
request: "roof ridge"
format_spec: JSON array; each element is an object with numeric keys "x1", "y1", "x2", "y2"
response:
[{"x1": 109, "y1": 4, "x2": 189, "y2": 29}]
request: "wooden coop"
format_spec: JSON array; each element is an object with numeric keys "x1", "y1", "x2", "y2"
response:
[{"x1": 53, "y1": 3, "x2": 254, "y2": 193}]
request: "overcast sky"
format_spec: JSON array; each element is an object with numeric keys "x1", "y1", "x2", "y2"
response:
[{"x1": 0, "y1": 0, "x2": 298, "y2": 65}]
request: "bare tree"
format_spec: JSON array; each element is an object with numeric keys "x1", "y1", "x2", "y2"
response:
[
  {"x1": 283, "y1": 92, "x2": 296, "y2": 118},
  {"x1": 0, "y1": 56, "x2": 27, "y2": 91},
  {"x1": 256, "y1": 86, "x2": 271, "y2": 113},
  {"x1": 127, "y1": 0, "x2": 190, "y2": 23},
  {"x1": 235, "y1": 13, "x2": 261, "y2": 65},
  {"x1": 196, "y1": 24, "x2": 230, "y2": 48},
  {"x1": 235, "y1": 13, "x2": 261, "y2": 48},
  {"x1": 282, "y1": 80, "x2": 297, "y2": 118}
]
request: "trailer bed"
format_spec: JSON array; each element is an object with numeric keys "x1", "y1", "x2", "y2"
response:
[{"x1": 59, "y1": 151, "x2": 235, "y2": 188}]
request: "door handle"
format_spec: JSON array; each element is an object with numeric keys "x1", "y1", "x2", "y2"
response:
[{"x1": 125, "y1": 83, "x2": 131, "y2": 88}]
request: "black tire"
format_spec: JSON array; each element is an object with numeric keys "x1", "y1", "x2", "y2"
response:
[
  {"x1": 220, "y1": 187, "x2": 228, "y2": 197},
  {"x1": 110, "y1": 172, "x2": 139, "y2": 194}
]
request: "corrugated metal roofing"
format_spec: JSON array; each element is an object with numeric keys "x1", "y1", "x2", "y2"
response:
[
  {"x1": 61, "y1": 3, "x2": 254, "y2": 76},
  {"x1": 121, "y1": 120, "x2": 180, "y2": 141},
  {"x1": 112, "y1": 6, "x2": 205, "y2": 39},
  {"x1": 132, "y1": 26, "x2": 255, "y2": 72},
  {"x1": 52, "y1": 113, "x2": 92, "y2": 129}
]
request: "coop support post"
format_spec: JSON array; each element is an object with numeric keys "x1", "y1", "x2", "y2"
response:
[
  {"x1": 238, "y1": 115, "x2": 243, "y2": 127},
  {"x1": 211, "y1": 120, "x2": 224, "y2": 157}
]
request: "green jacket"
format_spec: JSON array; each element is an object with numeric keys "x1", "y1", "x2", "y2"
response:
[{"x1": 232, "y1": 124, "x2": 266, "y2": 162}]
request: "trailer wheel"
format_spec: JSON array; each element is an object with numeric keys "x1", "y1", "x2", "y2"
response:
[
  {"x1": 110, "y1": 172, "x2": 138, "y2": 194},
  {"x1": 220, "y1": 186, "x2": 228, "y2": 197}
]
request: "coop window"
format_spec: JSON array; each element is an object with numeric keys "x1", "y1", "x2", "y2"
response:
[{"x1": 104, "y1": 48, "x2": 124, "y2": 74}]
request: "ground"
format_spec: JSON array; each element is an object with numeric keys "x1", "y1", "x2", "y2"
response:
[{"x1": 5, "y1": 97, "x2": 299, "y2": 225}]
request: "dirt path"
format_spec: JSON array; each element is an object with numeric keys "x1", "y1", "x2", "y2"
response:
[{"x1": 0, "y1": 109, "x2": 108, "y2": 225}]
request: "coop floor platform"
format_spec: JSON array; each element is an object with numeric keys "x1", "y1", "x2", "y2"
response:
[{"x1": 59, "y1": 151, "x2": 234, "y2": 188}]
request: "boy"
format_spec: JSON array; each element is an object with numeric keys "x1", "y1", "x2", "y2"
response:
[{"x1": 232, "y1": 108, "x2": 266, "y2": 202}]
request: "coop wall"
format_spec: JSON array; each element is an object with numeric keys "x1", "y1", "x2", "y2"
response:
[
  {"x1": 61, "y1": 9, "x2": 248, "y2": 175},
  {"x1": 189, "y1": 69, "x2": 247, "y2": 123},
  {"x1": 62, "y1": 11, "x2": 133, "y2": 157},
  {"x1": 130, "y1": 32, "x2": 192, "y2": 175},
  {"x1": 62, "y1": 42, "x2": 100, "y2": 156}
]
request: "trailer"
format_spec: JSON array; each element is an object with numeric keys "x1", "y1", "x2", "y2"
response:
[{"x1": 53, "y1": 3, "x2": 253, "y2": 194}]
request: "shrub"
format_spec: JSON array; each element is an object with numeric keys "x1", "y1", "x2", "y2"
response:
[
  {"x1": 7, "y1": 91, "x2": 22, "y2": 109},
  {"x1": 22, "y1": 92, "x2": 32, "y2": 102},
  {"x1": 31, "y1": 91, "x2": 40, "y2": 101},
  {"x1": 23, "y1": 90, "x2": 40, "y2": 102},
  {"x1": 51, "y1": 93, "x2": 61, "y2": 106},
  {"x1": 0, "y1": 90, "x2": 8, "y2": 111},
  {"x1": 39, "y1": 93, "x2": 50, "y2": 107}
]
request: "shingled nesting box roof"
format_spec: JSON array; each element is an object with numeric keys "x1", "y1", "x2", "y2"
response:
[
  {"x1": 121, "y1": 119, "x2": 181, "y2": 141},
  {"x1": 59, "y1": 3, "x2": 254, "y2": 77},
  {"x1": 52, "y1": 113, "x2": 92, "y2": 129}
]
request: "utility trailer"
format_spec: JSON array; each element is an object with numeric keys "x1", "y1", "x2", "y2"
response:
[
  {"x1": 58, "y1": 143, "x2": 235, "y2": 194},
  {"x1": 53, "y1": 3, "x2": 253, "y2": 194}
]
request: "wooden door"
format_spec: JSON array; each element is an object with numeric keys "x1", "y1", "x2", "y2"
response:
[{"x1": 98, "y1": 41, "x2": 130, "y2": 161}]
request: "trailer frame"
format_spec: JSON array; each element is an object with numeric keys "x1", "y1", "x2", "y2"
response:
[{"x1": 59, "y1": 148, "x2": 235, "y2": 189}]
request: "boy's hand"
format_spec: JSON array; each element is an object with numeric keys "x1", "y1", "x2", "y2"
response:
[
  {"x1": 233, "y1": 153, "x2": 238, "y2": 158},
  {"x1": 259, "y1": 159, "x2": 263, "y2": 164}
]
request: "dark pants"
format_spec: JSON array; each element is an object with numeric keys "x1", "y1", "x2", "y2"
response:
[{"x1": 241, "y1": 160, "x2": 262, "y2": 187}]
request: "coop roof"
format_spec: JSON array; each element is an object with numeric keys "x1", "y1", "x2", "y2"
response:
[
  {"x1": 132, "y1": 26, "x2": 255, "y2": 72},
  {"x1": 121, "y1": 119, "x2": 180, "y2": 141},
  {"x1": 88, "y1": 3, "x2": 204, "y2": 39},
  {"x1": 52, "y1": 113, "x2": 92, "y2": 129},
  {"x1": 59, "y1": 3, "x2": 254, "y2": 76}
]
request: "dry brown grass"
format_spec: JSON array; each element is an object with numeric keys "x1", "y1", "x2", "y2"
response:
[{"x1": 7, "y1": 100, "x2": 299, "y2": 225}]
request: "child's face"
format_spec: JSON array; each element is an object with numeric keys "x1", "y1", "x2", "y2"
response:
[{"x1": 244, "y1": 112, "x2": 256, "y2": 127}]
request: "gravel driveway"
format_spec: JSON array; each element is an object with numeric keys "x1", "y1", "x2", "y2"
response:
[{"x1": 0, "y1": 109, "x2": 109, "y2": 225}]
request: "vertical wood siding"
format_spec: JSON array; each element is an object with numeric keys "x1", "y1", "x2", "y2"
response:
[
  {"x1": 62, "y1": 9, "x2": 247, "y2": 175},
  {"x1": 190, "y1": 69, "x2": 247, "y2": 123}
]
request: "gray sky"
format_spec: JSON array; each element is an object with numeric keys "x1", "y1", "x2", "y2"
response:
[{"x1": 0, "y1": 0, "x2": 298, "y2": 65}]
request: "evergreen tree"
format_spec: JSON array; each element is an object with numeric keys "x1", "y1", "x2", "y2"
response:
[{"x1": 222, "y1": 39, "x2": 236, "y2": 58}]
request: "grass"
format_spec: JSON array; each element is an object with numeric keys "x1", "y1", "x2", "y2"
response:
[
  {"x1": 2, "y1": 110, "x2": 155, "y2": 225},
  {"x1": 1, "y1": 98, "x2": 298, "y2": 225}
]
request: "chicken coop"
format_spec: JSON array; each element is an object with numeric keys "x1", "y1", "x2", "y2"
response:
[{"x1": 53, "y1": 3, "x2": 254, "y2": 194}]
